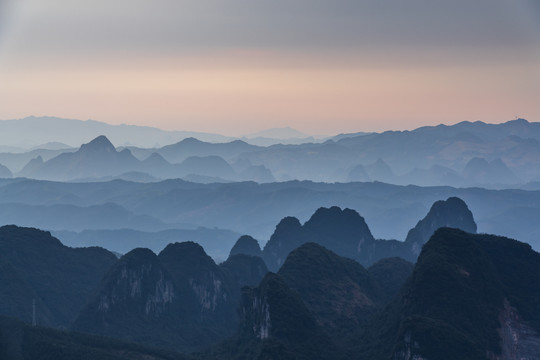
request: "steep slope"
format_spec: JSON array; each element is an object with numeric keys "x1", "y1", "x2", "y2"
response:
[
  {"x1": 262, "y1": 216, "x2": 304, "y2": 271},
  {"x1": 220, "y1": 254, "x2": 268, "y2": 287},
  {"x1": 360, "y1": 228, "x2": 540, "y2": 360},
  {"x1": 404, "y1": 196, "x2": 477, "y2": 258},
  {"x1": 259, "y1": 199, "x2": 477, "y2": 270},
  {"x1": 206, "y1": 273, "x2": 337, "y2": 360},
  {"x1": 0, "y1": 315, "x2": 190, "y2": 360},
  {"x1": 367, "y1": 257, "x2": 414, "y2": 304},
  {"x1": 18, "y1": 135, "x2": 142, "y2": 181},
  {"x1": 0, "y1": 163, "x2": 12, "y2": 178},
  {"x1": 277, "y1": 243, "x2": 381, "y2": 337},
  {"x1": 228, "y1": 235, "x2": 262, "y2": 258},
  {"x1": 0, "y1": 225, "x2": 117, "y2": 328},
  {"x1": 72, "y1": 248, "x2": 192, "y2": 350},
  {"x1": 262, "y1": 207, "x2": 375, "y2": 270},
  {"x1": 73, "y1": 242, "x2": 241, "y2": 352}
]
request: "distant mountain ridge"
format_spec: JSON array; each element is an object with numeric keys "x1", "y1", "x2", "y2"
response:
[
  {"x1": 0, "y1": 116, "x2": 233, "y2": 148},
  {"x1": 3, "y1": 117, "x2": 540, "y2": 186},
  {"x1": 17, "y1": 135, "x2": 273, "y2": 182},
  {"x1": 249, "y1": 197, "x2": 476, "y2": 270}
]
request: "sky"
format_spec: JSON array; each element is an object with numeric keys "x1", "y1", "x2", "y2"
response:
[{"x1": 0, "y1": 0, "x2": 539, "y2": 136}]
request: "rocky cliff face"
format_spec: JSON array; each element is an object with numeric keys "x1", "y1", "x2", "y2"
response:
[
  {"x1": 95, "y1": 249, "x2": 175, "y2": 318},
  {"x1": 405, "y1": 197, "x2": 477, "y2": 257},
  {"x1": 262, "y1": 208, "x2": 375, "y2": 271},
  {"x1": 236, "y1": 273, "x2": 335, "y2": 359},
  {"x1": 492, "y1": 299, "x2": 540, "y2": 360},
  {"x1": 361, "y1": 228, "x2": 540, "y2": 360},
  {"x1": 73, "y1": 242, "x2": 244, "y2": 352}
]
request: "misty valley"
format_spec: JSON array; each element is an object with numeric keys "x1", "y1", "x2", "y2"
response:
[{"x1": 0, "y1": 118, "x2": 539, "y2": 359}]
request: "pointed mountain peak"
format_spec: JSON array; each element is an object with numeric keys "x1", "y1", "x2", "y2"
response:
[
  {"x1": 79, "y1": 135, "x2": 116, "y2": 153},
  {"x1": 405, "y1": 197, "x2": 477, "y2": 256},
  {"x1": 178, "y1": 137, "x2": 204, "y2": 145},
  {"x1": 143, "y1": 152, "x2": 169, "y2": 164}
]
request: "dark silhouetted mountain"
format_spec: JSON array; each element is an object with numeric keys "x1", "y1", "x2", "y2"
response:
[
  {"x1": 367, "y1": 257, "x2": 414, "y2": 304},
  {"x1": 55, "y1": 227, "x2": 240, "y2": 261},
  {"x1": 74, "y1": 242, "x2": 242, "y2": 352},
  {"x1": 0, "y1": 315, "x2": 190, "y2": 360},
  {"x1": 0, "y1": 163, "x2": 12, "y2": 178},
  {"x1": 229, "y1": 235, "x2": 262, "y2": 258},
  {"x1": 209, "y1": 244, "x2": 413, "y2": 359},
  {"x1": 0, "y1": 225, "x2": 117, "y2": 328},
  {"x1": 359, "y1": 228, "x2": 540, "y2": 360},
  {"x1": 405, "y1": 197, "x2": 477, "y2": 258},
  {"x1": 220, "y1": 254, "x2": 268, "y2": 287},
  {"x1": 262, "y1": 206, "x2": 377, "y2": 270},
  {"x1": 277, "y1": 243, "x2": 380, "y2": 336},
  {"x1": 259, "y1": 199, "x2": 477, "y2": 269},
  {"x1": 212, "y1": 272, "x2": 336, "y2": 360},
  {"x1": 0, "y1": 178, "x2": 539, "y2": 250},
  {"x1": 72, "y1": 248, "x2": 183, "y2": 349},
  {"x1": 262, "y1": 216, "x2": 304, "y2": 271},
  {"x1": 157, "y1": 242, "x2": 238, "y2": 326}
]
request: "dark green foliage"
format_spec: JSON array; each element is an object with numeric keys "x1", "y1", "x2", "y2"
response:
[
  {"x1": 0, "y1": 225, "x2": 117, "y2": 328},
  {"x1": 74, "y1": 242, "x2": 246, "y2": 353},
  {"x1": 359, "y1": 228, "x2": 540, "y2": 359},
  {"x1": 404, "y1": 197, "x2": 477, "y2": 259},
  {"x1": 278, "y1": 243, "x2": 380, "y2": 334},
  {"x1": 220, "y1": 254, "x2": 268, "y2": 287},
  {"x1": 261, "y1": 199, "x2": 477, "y2": 271},
  {"x1": 0, "y1": 315, "x2": 190, "y2": 360},
  {"x1": 368, "y1": 257, "x2": 414, "y2": 303},
  {"x1": 262, "y1": 207, "x2": 379, "y2": 270},
  {"x1": 228, "y1": 235, "x2": 262, "y2": 258},
  {"x1": 262, "y1": 217, "x2": 303, "y2": 271},
  {"x1": 204, "y1": 273, "x2": 337, "y2": 360}
]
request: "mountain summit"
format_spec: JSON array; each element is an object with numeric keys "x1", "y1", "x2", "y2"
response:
[
  {"x1": 79, "y1": 135, "x2": 116, "y2": 153},
  {"x1": 405, "y1": 197, "x2": 477, "y2": 256}
]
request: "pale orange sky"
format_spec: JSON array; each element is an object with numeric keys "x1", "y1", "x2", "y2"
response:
[{"x1": 1, "y1": 0, "x2": 539, "y2": 136}]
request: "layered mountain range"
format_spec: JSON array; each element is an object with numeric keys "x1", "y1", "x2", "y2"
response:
[
  {"x1": 230, "y1": 197, "x2": 477, "y2": 270},
  {"x1": 0, "y1": 176, "x2": 539, "y2": 256},
  {"x1": 0, "y1": 197, "x2": 538, "y2": 359},
  {"x1": 1, "y1": 117, "x2": 540, "y2": 187}
]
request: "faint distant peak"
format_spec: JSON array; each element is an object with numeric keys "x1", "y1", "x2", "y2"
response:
[
  {"x1": 179, "y1": 137, "x2": 204, "y2": 144},
  {"x1": 507, "y1": 118, "x2": 529, "y2": 125},
  {"x1": 245, "y1": 127, "x2": 310, "y2": 140},
  {"x1": 79, "y1": 135, "x2": 116, "y2": 153},
  {"x1": 30, "y1": 142, "x2": 73, "y2": 151}
]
